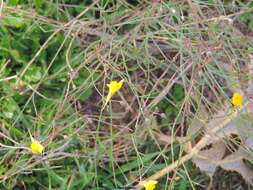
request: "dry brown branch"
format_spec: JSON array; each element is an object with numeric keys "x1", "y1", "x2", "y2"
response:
[{"x1": 135, "y1": 103, "x2": 246, "y2": 190}]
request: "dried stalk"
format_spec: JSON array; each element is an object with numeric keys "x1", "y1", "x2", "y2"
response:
[{"x1": 135, "y1": 103, "x2": 247, "y2": 190}]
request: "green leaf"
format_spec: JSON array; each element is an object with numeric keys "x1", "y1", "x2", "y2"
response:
[
  {"x1": 238, "y1": 13, "x2": 251, "y2": 23},
  {"x1": 161, "y1": 117, "x2": 171, "y2": 127},
  {"x1": 9, "y1": 49, "x2": 22, "y2": 62},
  {"x1": 173, "y1": 84, "x2": 184, "y2": 101},
  {"x1": 3, "y1": 17, "x2": 26, "y2": 28},
  {"x1": 165, "y1": 105, "x2": 175, "y2": 120},
  {"x1": 157, "y1": 98, "x2": 170, "y2": 111},
  {"x1": 178, "y1": 178, "x2": 188, "y2": 190},
  {"x1": 79, "y1": 88, "x2": 93, "y2": 102},
  {"x1": 47, "y1": 170, "x2": 66, "y2": 187},
  {"x1": 71, "y1": 164, "x2": 94, "y2": 189},
  {"x1": 34, "y1": 0, "x2": 43, "y2": 8},
  {"x1": 2, "y1": 99, "x2": 18, "y2": 119},
  {"x1": 113, "y1": 152, "x2": 159, "y2": 175},
  {"x1": 9, "y1": 124, "x2": 23, "y2": 138},
  {"x1": 249, "y1": 20, "x2": 253, "y2": 31},
  {"x1": 23, "y1": 66, "x2": 42, "y2": 83},
  {"x1": 63, "y1": 101, "x2": 75, "y2": 116},
  {"x1": 0, "y1": 35, "x2": 11, "y2": 49},
  {"x1": 9, "y1": 0, "x2": 19, "y2": 6}
]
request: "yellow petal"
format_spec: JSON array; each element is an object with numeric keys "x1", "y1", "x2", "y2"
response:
[
  {"x1": 30, "y1": 138, "x2": 44, "y2": 154},
  {"x1": 104, "y1": 79, "x2": 124, "y2": 107},
  {"x1": 108, "y1": 79, "x2": 124, "y2": 94},
  {"x1": 140, "y1": 180, "x2": 158, "y2": 190},
  {"x1": 231, "y1": 92, "x2": 243, "y2": 108}
]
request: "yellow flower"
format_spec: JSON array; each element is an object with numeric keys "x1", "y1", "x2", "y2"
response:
[
  {"x1": 30, "y1": 137, "x2": 44, "y2": 154},
  {"x1": 104, "y1": 79, "x2": 124, "y2": 107},
  {"x1": 140, "y1": 180, "x2": 158, "y2": 190},
  {"x1": 231, "y1": 92, "x2": 243, "y2": 108}
]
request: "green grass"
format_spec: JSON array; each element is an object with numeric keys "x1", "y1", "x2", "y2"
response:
[{"x1": 0, "y1": 0, "x2": 253, "y2": 189}]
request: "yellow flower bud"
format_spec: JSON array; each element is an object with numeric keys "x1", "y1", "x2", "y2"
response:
[
  {"x1": 30, "y1": 137, "x2": 44, "y2": 154},
  {"x1": 139, "y1": 180, "x2": 158, "y2": 190},
  {"x1": 104, "y1": 79, "x2": 124, "y2": 107},
  {"x1": 231, "y1": 92, "x2": 243, "y2": 108}
]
